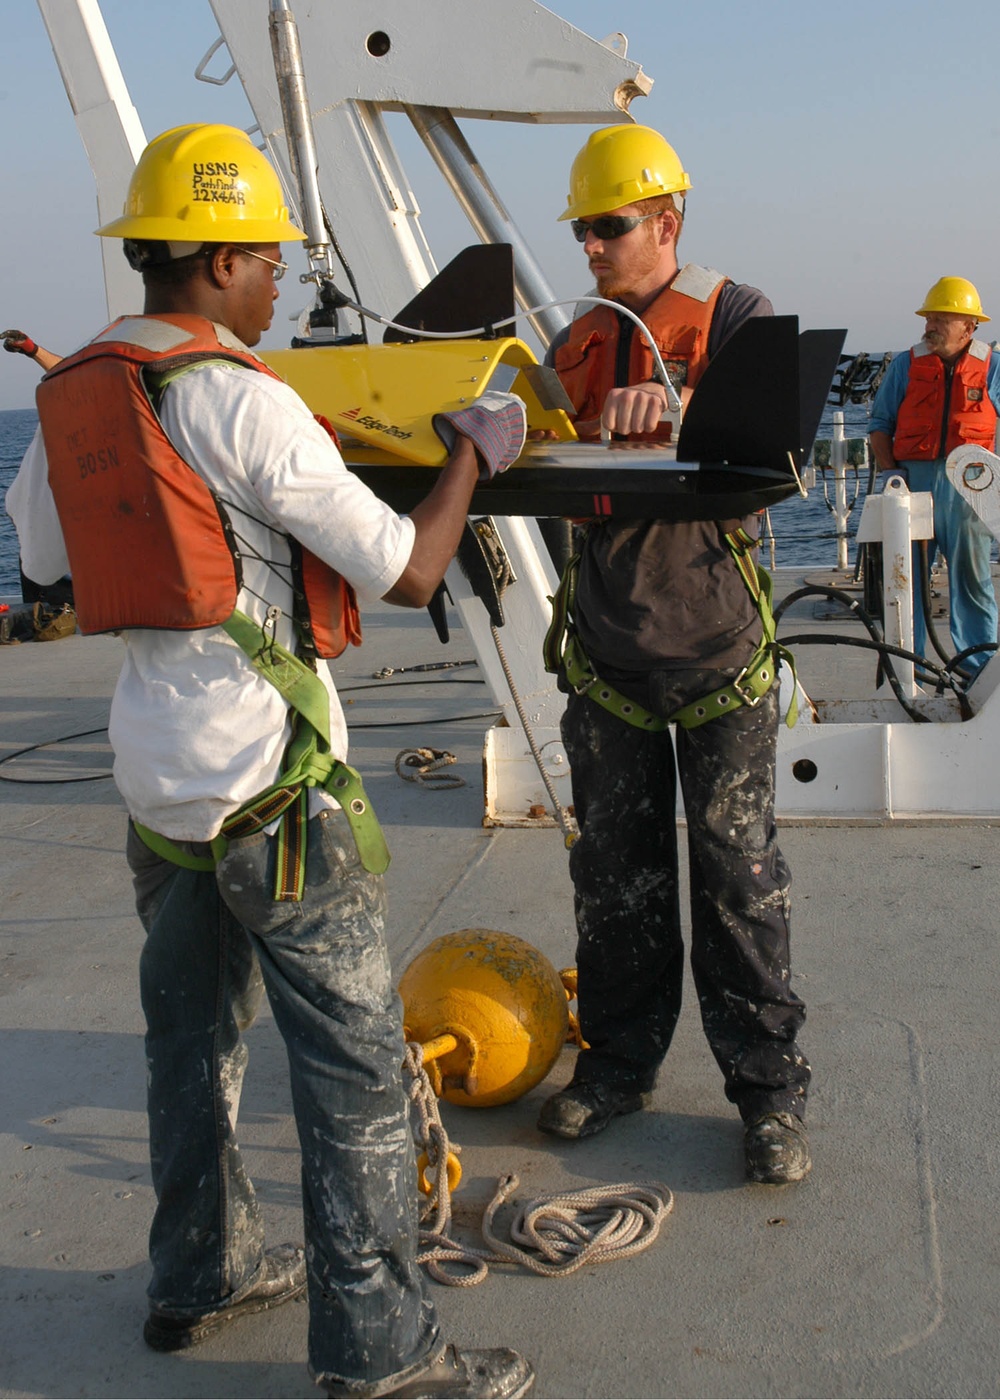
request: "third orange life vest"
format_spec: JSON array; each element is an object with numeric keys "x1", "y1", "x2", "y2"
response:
[{"x1": 892, "y1": 339, "x2": 998, "y2": 461}]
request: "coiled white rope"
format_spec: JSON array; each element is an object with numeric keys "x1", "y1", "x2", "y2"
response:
[
  {"x1": 403, "y1": 1043, "x2": 673, "y2": 1287},
  {"x1": 394, "y1": 747, "x2": 465, "y2": 789}
]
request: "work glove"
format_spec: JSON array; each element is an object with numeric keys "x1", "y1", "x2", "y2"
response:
[
  {"x1": 432, "y1": 390, "x2": 527, "y2": 481},
  {"x1": 2, "y1": 330, "x2": 38, "y2": 357}
]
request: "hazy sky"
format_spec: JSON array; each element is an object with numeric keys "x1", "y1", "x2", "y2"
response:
[{"x1": 3, "y1": 0, "x2": 1000, "y2": 411}]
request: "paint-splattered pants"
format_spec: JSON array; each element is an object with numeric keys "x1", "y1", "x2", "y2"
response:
[
  {"x1": 561, "y1": 672, "x2": 810, "y2": 1124},
  {"x1": 127, "y1": 808, "x2": 439, "y2": 1389}
]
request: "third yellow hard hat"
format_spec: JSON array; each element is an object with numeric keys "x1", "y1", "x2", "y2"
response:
[
  {"x1": 558, "y1": 124, "x2": 692, "y2": 222},
  {"x1": 916, "y1": 276, "x2": 990, "y2": 323},
  {"x1": 96, "y1": 124, "x2": 306, "y2": 244}
]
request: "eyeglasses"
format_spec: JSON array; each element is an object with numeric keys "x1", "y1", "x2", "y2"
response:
[
  {"x1": 234, "y1": 247, "x2": 289, "y2": 281},
  {"x1": 570, "y1": 212, "x2": 662, "y2": 243}
]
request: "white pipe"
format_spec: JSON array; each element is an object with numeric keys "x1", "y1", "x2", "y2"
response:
[
  {"x1": 880, "y1": 475, "x2": 918, "y2": 697},
  {"x1": 831, "y1": 410, "x2": 849, "y2": 571},
  {"x1": 268, "y1": 0, "x2": 334, "y2": 278}
]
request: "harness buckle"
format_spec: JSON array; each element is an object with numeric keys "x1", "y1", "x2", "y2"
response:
[{"x1": 731, "y1": 663, "x2": 764, "y2": 708}]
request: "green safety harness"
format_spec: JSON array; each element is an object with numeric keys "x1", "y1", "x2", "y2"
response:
[
  {"x1": 133, "y1": 610, "x2": 390, "y2": 901},
  {"x1": 543, "y1": 525, "x2": 797, "y2": 731}
]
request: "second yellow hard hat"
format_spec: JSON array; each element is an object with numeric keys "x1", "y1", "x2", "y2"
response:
[
  {"x1": 558, "y1": 124, "x2": 692, "y2": 222},
  {"x1": 916, "y1": 276, "x2": 990, "y2": 323}
]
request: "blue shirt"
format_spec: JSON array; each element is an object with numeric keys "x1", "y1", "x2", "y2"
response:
[{"x1": 869, "y1": 341, "x2": 1000, "y2": 453}]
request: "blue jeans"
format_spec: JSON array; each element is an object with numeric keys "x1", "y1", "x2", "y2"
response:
[
  {"x1": 127, "y1": 809, "x2": 439, "y2": 1389},
  {"x1": 902, "y1": 459, "x2": 998, "y2": 676}
]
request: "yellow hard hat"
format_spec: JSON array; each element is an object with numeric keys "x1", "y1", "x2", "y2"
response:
[
  {"x1": 96, "y1": 124, "x2": 306, "y2": 244},
  {"x1": 558, "y1": 124, "x2": 692, "y2": 222},
  {"x1": 916, "y1": 276, "x2": 990, "y2": 323}
]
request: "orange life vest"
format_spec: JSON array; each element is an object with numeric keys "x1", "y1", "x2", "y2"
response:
[
  {"x1": 553, "y1": 264, "x2": 728, "y2": 441},
  {"x1": 892, "y1": 339, "x2": 998, "y2": 461},
  {"x1": 35, "y1": 314, "x2": 361, "y2": 659}
]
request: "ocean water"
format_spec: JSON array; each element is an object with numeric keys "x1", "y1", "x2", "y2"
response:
[{"x1": 0, "y1": 401, "x2": 873, "y2": 599}]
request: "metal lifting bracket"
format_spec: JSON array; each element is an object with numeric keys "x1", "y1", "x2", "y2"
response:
[{"x1": 456, "y1": 517, "x2": 516, "y2": 628}]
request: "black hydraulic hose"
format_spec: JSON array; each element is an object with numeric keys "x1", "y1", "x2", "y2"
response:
[
  {"x1": 778, "y1": 633, "x2": 948, "y2": 722},
  {"x1": 772, "y1": 582, "x2": 876, "y2": 629},
  {"x1": 321, "y1": 203, "x2": 369, "y2": 343},
  {"x1": 917, "y1": 538, "x2": 958, "y2": 670},
  {"x1": 775, "y1": 580, "x2": 971, "y2": 696},
  {"x1": 944, "y1": 641, "x2": 999, "y2": 677},
  {"x1": 0, "y1": 726, "x2": 113, "y2": 782},
  {"x1": 774, "y1": 582, "x2": 968, "y2": 723},
  {"x1": 774, "y1": 582, "x2": 936, "y2": 720}
]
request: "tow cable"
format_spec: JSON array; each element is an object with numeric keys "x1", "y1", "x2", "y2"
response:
[{"x1": 403, "y1": 1043, "x2": 673, "y2": 1287}]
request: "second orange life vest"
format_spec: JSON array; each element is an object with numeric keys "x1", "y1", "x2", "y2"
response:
[{"x1": 553, "y1": 264, "x2": 728, "y2": 440}]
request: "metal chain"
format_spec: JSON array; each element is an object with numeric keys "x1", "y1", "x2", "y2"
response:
[{"x1": 402, "y1": 1043, "x2": 673, "y2": 1287}]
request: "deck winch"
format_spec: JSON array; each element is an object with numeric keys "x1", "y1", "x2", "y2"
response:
[{"x1": 399, "y1": 929, "x2": 570, "y2": 1109}]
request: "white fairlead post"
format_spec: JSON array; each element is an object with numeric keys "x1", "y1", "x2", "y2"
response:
[
  {"x1": 856, "y1": 475, "x2": 934, "y2": 700},
  {"x1": 880, "y1": 478, "x2": 919, "y2": 696},
  {"x1": 831, "y1": 411, "x2": 850, "y2": 571}
]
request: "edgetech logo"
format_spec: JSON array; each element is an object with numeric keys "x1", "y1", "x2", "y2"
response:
[{"x1": 340, "y1": 406, "x2": 413, "y2": 441}]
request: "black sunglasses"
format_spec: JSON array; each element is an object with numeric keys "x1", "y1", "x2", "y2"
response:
[{"x1": 570, "y1": 212, "x2": 661, "y2": 243}]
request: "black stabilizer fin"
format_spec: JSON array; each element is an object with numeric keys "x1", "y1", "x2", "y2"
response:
[
  {"x1": 426, "y1": 580, "x2": 452, "y2": 644},
  {"x1": 677, "y1": 317, "x2": 847, "y2": 473},
  {"x1": 384, "y1": 245, "x2": 516, "y2": 343}
]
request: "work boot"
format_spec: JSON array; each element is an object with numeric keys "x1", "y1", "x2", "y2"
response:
[
  {"x1": 744, "y1": 1112, "x2": 812, "y2": 1184},
  {"x1": 143, "y1": 1243, "x2": 306, "y2": 1351},
  {"x1": 325, "y1": 1344, "x2": 535, "y2": 1398},
  {"x1": 536, "y1": 1078, "x2": 650, "y2": 1140}
]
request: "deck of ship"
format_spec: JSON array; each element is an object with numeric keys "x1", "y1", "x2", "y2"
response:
[{"x1": 3, "y1": 574, "x2": 1000, "y2": 1399}]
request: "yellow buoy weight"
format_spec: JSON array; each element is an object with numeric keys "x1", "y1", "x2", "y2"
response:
[{"x1": 399, "y1": 930, "x2": 570, "y2": 1108}]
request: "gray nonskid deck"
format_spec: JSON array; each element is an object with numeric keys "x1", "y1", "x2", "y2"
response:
[{"x1": 2, "y1": 594, "x2": 999, "y2": 1398}]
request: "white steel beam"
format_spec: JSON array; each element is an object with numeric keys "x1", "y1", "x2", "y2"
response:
[
  {"x1": 35, "y1": 0, "x2": 146, "y2": 320},
  {"x1": 210, "y1": 0, "x2": 650, "y2": 127}
]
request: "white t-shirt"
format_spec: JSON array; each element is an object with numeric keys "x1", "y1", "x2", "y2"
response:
[{"x1": 8, "y1": 357, "x2": 415, "y2": 840}]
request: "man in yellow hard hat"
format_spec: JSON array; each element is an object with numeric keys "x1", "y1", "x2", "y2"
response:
[
  {"x1": 7, "y1": 124, "x2": 533, "y2": 1400},
  {"x1": 869, "y1": 277, "x2": 1000, "y2": 676},
  {"x1": 537, "y1": 124, "x2": 811, "y2": 1185}
]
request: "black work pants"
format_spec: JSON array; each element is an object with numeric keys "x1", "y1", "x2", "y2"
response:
[{"x1": 561, "y1": 673, "x2": 810, "y2": 1124}]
